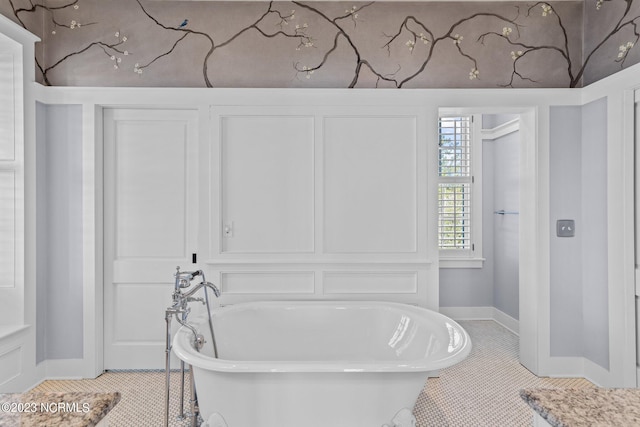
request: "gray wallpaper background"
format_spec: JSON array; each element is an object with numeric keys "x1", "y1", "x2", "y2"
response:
[
  {"x1": 584, "y1": 0, "x2": 640, "y2": 84},
  {"x1": 1, "y1": 0, "x2": 638, "y2": 88}
]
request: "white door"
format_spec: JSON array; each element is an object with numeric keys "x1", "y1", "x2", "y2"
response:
[{"x1": 104, "y1": 109, "x2": 199, "y2": 369}]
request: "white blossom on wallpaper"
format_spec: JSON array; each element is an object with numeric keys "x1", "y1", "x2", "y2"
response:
[
  {"x1": 7, "y1": 0, "x2": 131, "y2": 85},
  {"x1": 601, "y1": 1, "x2": 639, "y2": 65},
  {"x1": 2, "y1": 0, "x2": 640, "y2": 88}
]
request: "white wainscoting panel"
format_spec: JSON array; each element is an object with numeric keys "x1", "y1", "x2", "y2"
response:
[
  {"x1": 323, "y1": 116, "x2": 417, "y2": 254},
  {"x1": 111, "y1": 284, "x2": 168, "y2": 344},
  {"x1": 220, "y1": 115, "x2": 314, "y2": 254},
  {"x1": 0, "y1": 54, "x2": 14, "y2": 161},
  {"x1": 0, "y1": 346, "x2": 21, "y2": 386},
  {"x1": 114, "y1": 121, "x2": 188, "y2": 259},
  {"x1": 221, "y1": 272, "x2": 315, "y2": 294},
  {"x1": 208, "y1": 105, "x2": 432, "y2": 308},
  {"x1": 323, "y1": 272, "x2": 418, "y2": 294},
  {"x1": 0, "y1": 170, "x2": 15, "y2": 288}
]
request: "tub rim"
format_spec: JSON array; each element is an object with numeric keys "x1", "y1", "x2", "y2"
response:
[{"x1": 172, "y1": 300, "x2": 471, "y2": 373}]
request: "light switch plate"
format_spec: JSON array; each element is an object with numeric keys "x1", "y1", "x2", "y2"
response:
[{"x1": 556, "y1": 219, "x2": 575, "y2": 237}]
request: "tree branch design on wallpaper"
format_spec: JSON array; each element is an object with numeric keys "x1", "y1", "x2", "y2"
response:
[
  {"x1": 133, "y1": 1, "x2": 562, "y2": 88},
  {"x1": 295, "y1": 0, "x2": 640, "y2": 87},
  {"x1": 134, "y1": 0, "x2": 215, "y2": 87},
  {"x1": 134, "y1": 0, "x2": 322, "y2": 87},
  {"x1": 380, "y1": 11, "x2": 523, "y2": 87},
  {"x1": 587, "y1": 0, "x2": 639, "y2": 71},
  {"x1": 477, "y1": 1, "x2": 640, "y2": 87},
  {"x1": 290, "y1": 2, "x2": 400, "y2": 87},
  {"x1": 7, "y1": 0, "x2": 128, "y2": 86},
  {"x1": 476, "y1": 3, "x2": 576, "y2": 87},
  {"x1": 2, "y1": 0, "x2": 640, "y2": 88}
]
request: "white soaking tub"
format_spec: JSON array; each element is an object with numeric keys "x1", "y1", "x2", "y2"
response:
[{"x1": 172, "y1": 301, "x2": 471, "y2": 427}]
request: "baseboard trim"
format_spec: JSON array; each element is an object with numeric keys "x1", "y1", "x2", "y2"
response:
[
  {"x1": 43, "y1": 359, "x2": 87, "y2": 380},
  {"x1": 492, "y1": 308, "x2": 519, "y2": 335},
  {"x1": 583, "y1": 358, "x2": 610, "y2": 387},
  {"x1": 439, "y1": 306, "x2": 519, "y2": 336},
  {"x1": 543, "y1": 357, "x2": 609, "y2": 387},
  {"x1": 439, "y1": 306, "x2": 494, "y2": 320},
  {"x1": 530, "y1": 356, "x2": 611, "y2": 386},
  {"x1": 542, "y1": 357, "x2": 585, "y2": 378}
]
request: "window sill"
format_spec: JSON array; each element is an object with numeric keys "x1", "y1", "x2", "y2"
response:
[{"x1": 439, "y1": 258, "x2": 485, "y2": 269}]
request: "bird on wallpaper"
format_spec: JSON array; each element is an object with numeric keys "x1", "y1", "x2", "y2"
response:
[{"x1": 178, "y1": 19, "x2": 189, "y2": 28}]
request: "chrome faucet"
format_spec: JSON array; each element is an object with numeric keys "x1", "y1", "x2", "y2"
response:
[
  {"x1": 166, "y1": 267, "x2": 221, "y2": 427},
  {"x1": 170, "y1": 268, "x2": 220, "y2": 347},
  {"x1": 174, "y1": 267, "x2": 202, "y2": 291},
  {"x1": 172, "y1": 268, "x2": 221, "y2": 305},
  {"x1": 183, "y1": 281, "x2": 221, "y2": 299}
]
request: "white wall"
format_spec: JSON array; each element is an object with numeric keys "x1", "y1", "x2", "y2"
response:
[
  {"x1": 491, "y1": 123, "x2": 520, "y2": 320},
  {"x1": 581, "y1": 97, "x2": 609, "y2": 370},
  {"x1": 549, "y1": 106, "x2": 584, "y2": 357},
  {"x1": 35, "y1": 103, "x2": 84, "y2": 361},
  {"x1": 35, "y1": 102, "x2": 46, "y2": 365},
  {"x1": 548, "y1": 99, "x2": 610, "y2": 369}
]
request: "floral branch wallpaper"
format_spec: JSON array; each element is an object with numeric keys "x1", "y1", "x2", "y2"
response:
[{"x1": 1, "y1": 0, "x2": 639, "y2": 88}]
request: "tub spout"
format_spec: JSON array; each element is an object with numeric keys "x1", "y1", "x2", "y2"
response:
[
  {"x1": 182, "y1": 281, "x2": 221, "y2": 299},
  {"x1": 208, "y1": 282, "x2": 221, "y2": 298}
]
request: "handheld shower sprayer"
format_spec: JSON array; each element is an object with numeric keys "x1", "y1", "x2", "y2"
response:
[{"x1": 174, "y1": 267, "x2": 203, "y2": 291}]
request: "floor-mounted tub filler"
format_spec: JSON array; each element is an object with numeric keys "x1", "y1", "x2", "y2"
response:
[{"x1": 172, "y1": 300, "x2": 472, "y2": 427}]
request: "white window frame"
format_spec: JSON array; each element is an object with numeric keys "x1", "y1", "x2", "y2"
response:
[{"x1": 438, "y1": 114, "x2": 483, "y2": 268}]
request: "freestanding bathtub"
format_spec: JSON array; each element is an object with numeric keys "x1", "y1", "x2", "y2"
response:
[{"x1": 172, "y1": 301, "x2": 471, "y2": 427}]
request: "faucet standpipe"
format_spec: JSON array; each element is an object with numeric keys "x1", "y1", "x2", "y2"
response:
[{"x1": 165, "y1": 267, "x2": 220, "y2": 427}]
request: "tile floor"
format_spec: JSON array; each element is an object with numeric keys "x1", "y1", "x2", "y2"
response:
[
  {"x1": 415, "y1": 321, "x2": 592, "y2": 426},
  {"x1": 32, "y1": 320, "x2": 593, "y2": 426}
]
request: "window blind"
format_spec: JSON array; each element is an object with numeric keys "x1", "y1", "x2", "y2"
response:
[{"x1": 438, "y1": 116, "x2": 473, "y2": 251}]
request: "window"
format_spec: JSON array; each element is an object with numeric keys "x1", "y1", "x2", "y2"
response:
[{"x1": 438, "y1": 115, "x2": 483, "y2": 267}]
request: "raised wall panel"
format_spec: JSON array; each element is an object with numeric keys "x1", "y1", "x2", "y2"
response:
[
  {"x1": 0, "y1": 54, "x2": 14, "y2": 161},
  {"x1": 221, "y1": 272, "x2": 315, "y2": 294},
  {"x1": 323, "y1": 116, "x2": 417, "y2": 253},
  {"x1": 323, "y1": 272, "x2": 418, "y2": 294},
  {"x1": 0, "y1": 171, "x2": 15, "y2": 288},
  {"x1": 114, "y1": 121, "x2": 188, "y2": 259},
  {"x1": 0, "y1": 346, "x2": 21, "y2": 385},
  {"x1": 220, "y1": 116, "x2": 314, "y2": 254},
  {"x1": 112, "y1": 284, "x2": 167, "y2": 343}
]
